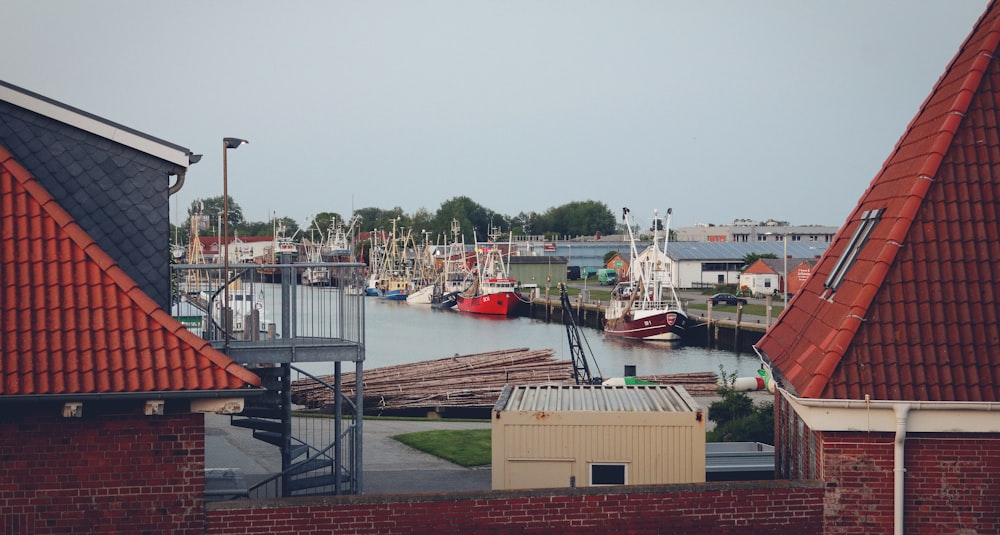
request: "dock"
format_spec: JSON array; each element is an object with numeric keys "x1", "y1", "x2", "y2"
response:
[{"x1": 520, "y1": 294, "x2": 768, "y2": 354}]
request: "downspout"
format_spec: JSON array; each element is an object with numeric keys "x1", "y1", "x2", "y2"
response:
[
  {"x1": 168, "y1": 169, "x2": 186, "y2": 196},
  {"x1": 894, "y1": 403, "x2": 910, "y2": 535}
]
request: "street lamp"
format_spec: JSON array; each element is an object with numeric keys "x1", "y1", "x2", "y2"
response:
[
  {"x1": 764, "y1": 231, "x2": 789, "y2": 309},
  {"x1": 782, "y1": 233, "x2": 788, "y2": 309},
  {"x1": 222, "y1": 137, "x2": 248, "y2": 347}
]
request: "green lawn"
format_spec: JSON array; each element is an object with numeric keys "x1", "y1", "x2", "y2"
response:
[{"x1": 393, "y1": 429, "x2": 492, "y2": 467}]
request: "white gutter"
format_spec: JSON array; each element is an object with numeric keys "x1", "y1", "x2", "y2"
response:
[{"x1": 779, "y1": 390, "x2": 1000, "y2": 535}]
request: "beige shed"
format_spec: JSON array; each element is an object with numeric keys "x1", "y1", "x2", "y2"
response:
[{"x1": 491, "y1": 384, "x2": 705, "y2": 490}]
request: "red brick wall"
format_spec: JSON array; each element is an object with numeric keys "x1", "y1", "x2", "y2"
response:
[
  {"x1": 206, "y1": 481, "x2": 825, "y2": 535},
  {"x1": 776, "y1": 396, "x2": 1000, "y2": 534},
  {"x1": 774, "y1": 393, "x2": 820, "y2": 480},
  {"x1": 905, "y1": 436, "x2": 1000, "y2": 532},
  {"x1": 819, "y1": 431, "x2": 1000, "y2": 534},
  {"x1": 0, "y1": 402, "x2": 205, "y2": 535}
]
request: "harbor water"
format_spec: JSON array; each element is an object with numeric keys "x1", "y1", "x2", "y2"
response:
[{"x1": 291, "y1": 288, "x2": 766, "y2": 383}]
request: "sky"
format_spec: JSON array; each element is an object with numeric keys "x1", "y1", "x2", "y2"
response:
[{"x1": 1, "y1": 1, "x2": 992, "y2": 232}]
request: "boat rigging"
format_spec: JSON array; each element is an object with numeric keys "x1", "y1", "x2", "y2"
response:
[{"x1": 559, "y1": 283, "x2": 603, "y2": 385}]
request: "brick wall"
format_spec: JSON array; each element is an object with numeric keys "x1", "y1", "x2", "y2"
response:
[
  {"x1": 206, "y1": 480, "x2": 825, "y2": 535},
  {"x1": 0, "y1": 402, "x2": 205, "y2": 535},
  {"x1": 819, "y1": 431, "x2": 1000, "y2": 534},
  {"x1": 776, "y1": 396, "x2": 1000, "y2": 534},
  {"x1": 774, "y1": 393, "x2": 820, "y2": 480}
]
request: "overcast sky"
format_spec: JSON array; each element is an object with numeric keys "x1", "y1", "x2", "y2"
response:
[{"x1": 2, "y1": 1, "x2": 991, "y2": 232}]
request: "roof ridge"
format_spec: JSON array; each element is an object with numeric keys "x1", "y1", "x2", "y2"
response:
[
  {"x1": 801, "y1": 16, "x2": 1000, "y2": 398},
  {"x1": 756, "y1": 2, "x2": 1000, "y2": 401}
]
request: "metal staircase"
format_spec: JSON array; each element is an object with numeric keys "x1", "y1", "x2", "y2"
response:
[
  {"x1": 172, "y1": 255, "x2": 365, "y2": 498},
  {"x1": 233, "y1": 364, "x2": 359, "y2": 497}
]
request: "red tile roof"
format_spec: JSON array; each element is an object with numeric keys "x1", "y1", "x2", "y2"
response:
[
  {"x1": 756, "y1": 3, "x2": 1000, "y2": 402},
  {"x1": 1, "y1": 146, "x2": 261, "y2": 397}
]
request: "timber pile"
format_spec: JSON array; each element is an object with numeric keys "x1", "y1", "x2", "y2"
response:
[
  {"x1": 290, "y1": 348, "x2": 721, "y2": 414},
  {"x1": 291, "y1": 348, "x2": 571, "y2": 413}
]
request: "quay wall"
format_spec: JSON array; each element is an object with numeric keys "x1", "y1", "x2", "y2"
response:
[{"x1": 521, "y1": 297, "x2": 767, "y2": 354}]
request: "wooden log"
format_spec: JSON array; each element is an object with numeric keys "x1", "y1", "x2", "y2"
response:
[{"x1": 289, "y1": 348, "x2": 721, "y2": 413}]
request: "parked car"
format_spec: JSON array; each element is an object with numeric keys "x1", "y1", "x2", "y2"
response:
[
  {"x1": 710, "y1": 293, "x2": 748, "y2": 306},
  {"x1": 597, "y1": 268, "x2": 618, "y2": 286}
]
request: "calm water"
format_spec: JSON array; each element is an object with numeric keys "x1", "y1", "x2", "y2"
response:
[{"x1": 294, "y1": 292, "x2": 765, "y2": 382}]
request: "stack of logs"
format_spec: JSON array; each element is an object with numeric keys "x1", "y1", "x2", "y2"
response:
[{"x1": 290, "y1": 347, "x2": 720, "y2": 414}]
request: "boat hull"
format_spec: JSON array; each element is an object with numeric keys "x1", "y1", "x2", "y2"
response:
[
  {"x1": 381, "y1": 289, "x2": 407, "y2": 300},
  {"x1": 405, "y1": 285, "x2": 435, "y2": 305},
  {"x1": 603, "y1": 310, "x2": 688, "y2": 341},
  {"x1": 456, "y1": 291, "x2": 521, "y2": 316}
]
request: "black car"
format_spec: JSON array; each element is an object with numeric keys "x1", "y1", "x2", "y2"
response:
[{"x1": 710, "y1": 293, "x2": 748, "y2": 306}]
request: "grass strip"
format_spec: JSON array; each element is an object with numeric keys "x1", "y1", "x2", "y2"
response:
[{"x1": 393, "y1": 429, "x2": 491, "y2": 467}]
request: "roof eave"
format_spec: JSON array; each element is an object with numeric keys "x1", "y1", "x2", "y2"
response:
[{"x1": 0, "y1": 79, "x2": 195, "y2": 168}]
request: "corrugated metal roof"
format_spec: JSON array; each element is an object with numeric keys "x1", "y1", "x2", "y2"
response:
[
  {"x1": 668, "y1": 241, "x2": 827, "y2": 261},
  {"x1": 496, "y1": 384, "x2": 700, "y2": 413}
]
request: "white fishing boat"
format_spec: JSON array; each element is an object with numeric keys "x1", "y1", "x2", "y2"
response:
[
  {"x1": 408, "y1": 219, "x2": 474, "y2": 306},
  {"x1": 199, "y1": 282, "x2": 278, "y2": 339},
  {"x1": 602, "y1": 207, "x2": 688, "y2": 341}
]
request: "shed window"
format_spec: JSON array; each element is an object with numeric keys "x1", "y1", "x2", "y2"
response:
[
  {"x1": 824, "y1": 208, "x2": 883, "y2": 291},
  {"x1": 590, "y1": 463, "x2": 627, "y2": 486}
]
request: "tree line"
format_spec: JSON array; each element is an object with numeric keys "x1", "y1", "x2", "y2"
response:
[{"x1": 171, "y1": 195, "x2": 621, "y2": 245}]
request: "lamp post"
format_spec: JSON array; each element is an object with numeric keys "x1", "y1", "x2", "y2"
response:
[
  {"x1": 763, "y1": 230, "x2": 789, "y2": 310},
  {"x1": 222, "y1": 137, "x2": 248, "y2": 348},
  {"x1": 782, "y1": 233, "x2": 788, "y2": 309}
]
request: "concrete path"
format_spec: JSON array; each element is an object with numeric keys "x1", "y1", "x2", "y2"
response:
[{"x1": 205, "y1": 414, "x2": 492, "y2": 495}]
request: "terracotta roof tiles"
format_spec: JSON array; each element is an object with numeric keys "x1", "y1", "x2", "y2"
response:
[
  {"x1": 757, "y1": 2, "x2": 1000, "y2": 402},
  {"x1": 1, "y1": 146, "x2": 261, "y2": 397}
]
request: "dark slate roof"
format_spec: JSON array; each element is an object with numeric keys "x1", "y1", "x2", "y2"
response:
[
  {"x1": 0, "y1": 80, "x2": 197, "y2": 310},
  {"x1": 756, "y1": 3, "x2": 1000, "y2": 402},
  {"x1": 1, "y1": 145, "x2": 260, "y2": 397}
]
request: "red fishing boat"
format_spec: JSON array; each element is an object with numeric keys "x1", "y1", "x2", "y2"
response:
[{"x1": 456, "y1": 230, "x2": 522, "y2": 316}]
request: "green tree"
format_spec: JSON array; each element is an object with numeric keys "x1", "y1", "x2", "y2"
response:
[
  {"x1": 356, "y1": 206, "x2": 409, "y2": 235},
  {"x1": 239, "y1": 220, "x2": 272, "y2": 237},
  {"x1": 304, "y1": 212, "x2": 344, "y2": 241},
  {"x1": 742, "y1": 252, "x2": 777, "y2": 271},
  {"x1": 707, "y1": 370, "x2": 774, "y2": 444},
  {"x1": 188, "y1": 196, "x2": 244, "y2": 234},
  {"x1": 431, "y1": 197, "x2": 494, "y2": 242},
  {"x1": 267, "y1": 216, "x2": 300, "y2": 238},
  {"x1": 537, "y1": 200, "x2": 616, "y2": 237},
  {"x1": 409, "y1": 208, "x2": 435, "y2": 238}
]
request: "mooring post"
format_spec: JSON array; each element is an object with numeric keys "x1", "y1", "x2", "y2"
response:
[
  {"x1": 706, "y1": 299, "x2": 713, "y2": 348},
  {"x1": 735, "y1": 303, "x2": 743, "y2": 350}
]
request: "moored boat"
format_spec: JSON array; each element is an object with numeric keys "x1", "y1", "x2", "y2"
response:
[
  {"x1": 376, "y1": 219, "x2": 411, "y2": 300},
  {"x1": 456, "y1": 229, "x2": 522, "y2": 316},
  {"x1": 603, "y1": 207, "x2": 688, "y2": 341},
  {"x1": 407, "y1": 219, "x2": 473, "y2": 306}
]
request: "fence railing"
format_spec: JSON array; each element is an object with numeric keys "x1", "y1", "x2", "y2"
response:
[{"x1": 170, "y1": 261, "x2": 366, "y2": 352}]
